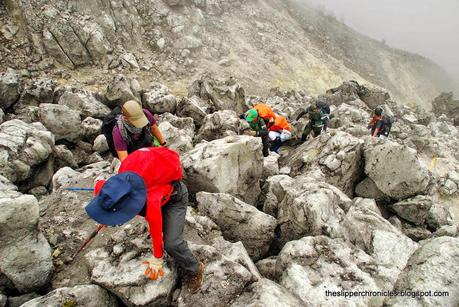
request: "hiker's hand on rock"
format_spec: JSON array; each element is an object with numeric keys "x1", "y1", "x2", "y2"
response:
[{"x1": 143, "y1": 256, "x2": 164, "y2": 280}]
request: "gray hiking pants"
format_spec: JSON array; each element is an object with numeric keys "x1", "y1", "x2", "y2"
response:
[{"x1": 162, "y1": 181, "x2": 199, "y2": 277}]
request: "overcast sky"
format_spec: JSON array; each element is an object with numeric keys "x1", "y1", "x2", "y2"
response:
[{"x1": 303, "y1": 0, "x2": 459, "y2": 84}]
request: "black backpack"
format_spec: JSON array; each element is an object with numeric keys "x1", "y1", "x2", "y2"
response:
[
  {"x1": 380, "y1": 115, "x2": 394, "y2": 137},
  {"x1": 101, "y1": 106, "x2": 122, "y2": 157}
]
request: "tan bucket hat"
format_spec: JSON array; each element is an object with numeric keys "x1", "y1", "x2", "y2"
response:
[{"x1": 122, "y1": 100, "x2": 149, "y2": 128}]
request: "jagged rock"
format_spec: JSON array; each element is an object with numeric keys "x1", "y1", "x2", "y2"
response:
[
  {"x1": 364, "y1": 140, "x2": 429, "y2": 200},
  {"x1": 358, "y1": 86, "x2": 391, "y2": 109},
  {"x1": 0, "y1": 109, "x2": 4, "y2": 124},
  {"x1": 263, "y1": 152, "x2": 280, "y2": 178},
  {"x1": 86, "y1": 248, "x2": 176, "y2": 306},
  {"x1": 0, "y1": 120, "x2": 54, "y2": 183},
  {"x1": 182, "y1": 135, "x2": 263, "y2": 204},
  {"x1": 120, "y1": 53, "x2": 139, "y2": 69},
  {"x1": 352, "y1": 197, "x2": 380, "y2": 214},
  {"x1": 324, "y1": 80, "x2": 360, "y2": 106},
  {"x1": 54, "y1": 145, "x2": 78, "y2": 169},
  {"x1": 255, "y1": 257, "x2": 277, "y2": 280},
  {"x1": 157, "y1": 113, "x2": 195, "y2": 138},
  {"x1": 38, "y1": 103, "x2": 81, "y2": 142},
  {"x1": 0, "y1": 68, "x2": 21, "y2": 109},
  {"x1": 276, "y1": 236, "x2": 390, "y2": 306},
  {"x1": 276, "y1": 177, "x2": 351, "y2": 246},
  {"x1": 426, "y1": 202, "x2": 454, "y2": 230},
  {"x1": 195, "y1": 110, "x2": 242, "y2": 142},
  {"x1": 143, "y1": 84, "x2": 177, "y2": 114},
  {"x1": 283, "y1": 131, "x2": 364, "y2": 197},
  {"x1": 433, "y1": 224, "x2": 459, "y2": 238},
  {"x1": 176, "y1": 97, "x2": 208, "y2": 126},
  {"x1": 93, "y1": 135, "x2": 109, "y2": 154},
  {"x1": 105, "y1": 75, "x2": 141, "y2": 107},
  {"x1": 196, "y1": 192, "x2": 276, "y2": 260},
  {"x1": 158, "y1": 122, "x2": 193, "y2": 154},
  {"x1": 260, "y1": 175, "x2": 292, "y2": 218},
  {"x1": 401, "y1": 223, "x2": 432, "y2": 242},
  {"x1": 177, "y1": 243, "x2": 253, "y2": 306},
  {"x1": 432, "y1": 92, "x2": 459, "y2": 126},
  {"x1": 386, "y1": 237, "x2": 459, "y2": 307},
  {"x1": 81, "y1": 117, "x2": 103, "y2": 138},
  {"x1": 188, "y1": 76, "x2": 246, "y2": 114},
  {"x1": 355, "y1": 177, "x2": 387, "y2": 201},
  {"x1": 230, "y1": 278, "x2": 305, "y2": 307},
  {"x1": 19, "y1": 79, "x2": 57, "y2": 106},
  {"x1": 0, "y1": 194, "x2": 53, "y2": 293},
  {"x1": 6, "y1": 293, "x2": 40, "y2": 307},
  {"x1": 0, "y1": 294, "x2": 5, "y2": 307},
  {"x1": 20, "y1": 285, "x2": 117, "y2": 307},
  {"x1": 51, "y1": 167, "x2": 82, "y2": 191},
  {"x1": 389, "y1": 195, "x2": 433, "y2": 225},
  {"x1": 58, "y1": 91, "x2": 110, "y2": 118}
]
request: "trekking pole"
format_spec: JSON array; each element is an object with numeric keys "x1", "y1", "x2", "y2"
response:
[
  {"x1": 71, "y1": 224, "x2": 106, "y2": 260},
  {"x1": 64, "y1": 187, "x2": 95, "y2": 191}
]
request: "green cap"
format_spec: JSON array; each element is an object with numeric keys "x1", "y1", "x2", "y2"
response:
[{"x1": 245, "y1": 109, "x2": 258, "y2": 122}]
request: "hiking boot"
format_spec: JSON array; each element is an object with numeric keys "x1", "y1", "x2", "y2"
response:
[{"x1": 187, "y1": 262, "x2": 204, "y2": 294}]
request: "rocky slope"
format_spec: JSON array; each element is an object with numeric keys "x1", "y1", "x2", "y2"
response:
[
  {"x1": 0, "y1": 0, "x2": 453, "y2": 108},
  {"x1": 1, "y1": 71, "x2": 459, "y2": 306}
]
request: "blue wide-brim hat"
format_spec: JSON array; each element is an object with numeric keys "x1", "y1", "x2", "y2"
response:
[{"x1": 85, "y1": 172, "x2": 147, "y2": 226}]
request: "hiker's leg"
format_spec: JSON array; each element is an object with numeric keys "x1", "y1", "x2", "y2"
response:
[
  {"x1": 261, "y1": 136, "x2": 270, "y2": 157},
  {"x1": 312, "y1": 127, "x2": 322, "y2": 138},
  {"x1": 269, "y1": 131, "x2": 281, "y2": 152},
  {"x1": 162, "y1": 181, "x2": 199, "y2": 277},
  {"x1": 301, "y1": 123, "x2": 312, "y2": 141}
]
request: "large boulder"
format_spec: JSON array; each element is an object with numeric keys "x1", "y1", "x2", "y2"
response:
[
  {"x1": 182, "y1": 135, "x2": 263, "y2": 204},
  {"x1": 157, "y1": 113, "x2": 195, "y2": 138},
  {"x1": 432, "y1": 92, "x2": 459, "y2": 126},
  {"x1": 188, "y1": 76, "x2": 246, "y2": 114},
  {"x1": 386, "y1": 237, "x2": 459, "y2": 307},
  {"x1": 196, "y1": 192, "x2": 277, "y2": 260},
  {"x1": 0, "y1": 120, "x2": 54, "y2": 183},
  {"x1": 389, "y1": 195, "x2": 433, "y2": 225},
  {"x1": 105, "y1": 74, "x2": 141, "y2": 107},
  {"x1": 20, "y1": 285, "x2": 118, "y2": 307},
  {"x1": 364, "y1": 140, "x2": 429, "y2": 200},
  {"x1": 358, "y1": 86, "x2": 391, "y2": 109},
  {"x1": 275, "y1": 236, "x2": 392, "y2": 306},
  {"x1": 158, "y1": 121, "x2": 193, "y2": 154},
  {"x1": 276, "y1": 176, "x2": 351, "y2": 246},
  {"x1": 230, "y1": 278, "x2": 305, "y2": 307},
  {"x1": 58, "y1": 90, "x2": 110, "y2": 118},
  {"x1": 195, "y1": 110, "x2": 242, "y2": 142},
  {"x1": 176, "y1": 96, "x2": 208, "y2": 127},
  {"x1": 142, "y1": 84, "x2": 177, "y2": 114},
  {"x1": 0, "y1": 68, "x2": 21, "y2": 110},
  {"x1": 38, "y1": 103, "x2": 82, "y2": 142},
  {"x1": 0, "y1": 194, "x2": 53, "y2": 293}
]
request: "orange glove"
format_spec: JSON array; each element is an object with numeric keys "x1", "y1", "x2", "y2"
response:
[{"x1": 143, "y1": 256, "x2": 165, "y2": 280}]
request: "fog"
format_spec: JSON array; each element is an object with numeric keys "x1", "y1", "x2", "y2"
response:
[{"x1": 302, "y1": 0, "x2": 459, "y2": 92}]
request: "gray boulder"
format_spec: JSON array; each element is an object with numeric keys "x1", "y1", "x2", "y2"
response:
[
  {"x1": 195, "y1": 110, "x2": 242, "y2": 142},
  {"x1": 105, "y1": 74, "x2": 141, "y2": 107},
  {"x1": 0, "y1": 120, "x2": 54, "y2": 183},
  {"x1": 81, "y1": 117, "x2": 103, "y2": 138},
  {"x1": 364, "y1": 140, "x2": 429, "y2": 200},
  {"x1": 143, "y1": 84, "x2": 177, "y2": 114},
  {"x1": 176, "y1": 96, "x2": 208, "y2": 126},
  {"x1": 386, "y1": 237, "x2": 459, "y2": 307},
  {"x1": 389, "y1": 195, "x2": 433, "y2": 225},
  {"x1": 355, "y1": 177, "x2": 387, "y2": 201},
  {"x1": 20, "y1": 285, "x2": 118, "y2": 307},
  {"x1": 0, "y1": 68, "x2": 21, "y2": 109},
  {"x1": 58, "y1": 91, "x2": 110, "y2": 118},
  {"x1": 182, "y1": 135, "x2": 263, "y2": 204},
  {"x1": 0, "y1": 194, "x2": 53, "y2": 293},
  {"x1": 157, "y1": 113, "x2": 195, "y2": 138},
  {"x1": 158, "y1": 122, "x2": 193, "y2": 154},
  {"x1": 260, "y1": 175, "x2": 292, "y2": 218},
  {"x1": 38, "y1": 103, "x2": 81, "y2": 142},
  {"x1": 426, "y1": 202, "x2": 454, "y2": 230},
  {"x1": 197, "y1": 192, "x2": 277, "y2": 260},
  {"x1": 263, "y1": 152, "x2": 280, "y2": 178},
  {"x1": 230, "y1": 278, "x2": 305, "y2": 307},
  {"x1": 93, "y1": 135, "x2": 109, "y2": 154},
  {"x1": 358, "y1": 86, "x2": 391, "y2": 109}
]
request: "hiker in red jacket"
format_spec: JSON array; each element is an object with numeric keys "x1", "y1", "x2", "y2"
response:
[
  {"x1": 368, "y1": 107, "x2": 384, "y2": 137},
  {"x1": 85, "y1": 147, "x2": 204, "y2": 293}
]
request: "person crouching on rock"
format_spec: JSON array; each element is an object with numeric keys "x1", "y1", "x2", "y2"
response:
[
  {"x1": 85, "y1": 146, "x2": 204, "y2": 293},
  {"x1": 113, "y1": 100, "x2": 167, "y2": 162},
  {"x1": 368, "y1": 107, "x2": 383, "y2": 137},
  {"x1": 268, "y1": 114, "x2": 292, "y2": 154},
  {"x1": 244, "y1": 108, "x2": 272, "y2": 157}
]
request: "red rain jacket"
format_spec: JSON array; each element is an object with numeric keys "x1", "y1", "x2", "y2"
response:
[{"x1": 94, "y1": 147, "x2": 182, "y2": 258}]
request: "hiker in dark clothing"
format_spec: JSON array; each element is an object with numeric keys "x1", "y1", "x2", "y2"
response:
[
  {"x1": 112, "y1": 100, "x2": 166, "y2": 162},
  {"x1": 244, "y1": 108, "x2": 271, "y2": 157},
  {"x1": 296, "y1": 101, "x2": 330, "y2": 142}
]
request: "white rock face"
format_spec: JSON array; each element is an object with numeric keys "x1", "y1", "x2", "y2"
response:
[
  {"x1": 195, "y1": 110, "x2": 242, "y2": 142},
  {"x1": 176, "y1": 96, "x2": 208, "y2": 126},
  {"x1": 143, "y1": 84, "x2": 177, "y2": 114},
  {"x1": 58, "y1": 90, "x2": 110, "y2": 118},
  {"x1": 0, "y1": 194, "x2": 53, "y2": 293},
  {"x1": 364, "y1": 140, "x2": 429, "y2": 200},
  {"x1": 38, "y1": 103, "x2": 82, "y2": 141},
  {"x1": 182, "y1": 135, "x2": 263, "y2": 204},
  {"x1": 20, "y1": 285, "x2": 118, "y2": 307},
  {"x1": 158, "y1": 121, "x2": 193, "y2": 154},
  {"x1": 197, "y1": 192, "x2": 277, "y2": 260},
  {"x1": 0, "y1": 119, "x2": 54, "y2": 183},
  {"x1": 386, "y1": 237, "x2": 459, "y2": 307}
]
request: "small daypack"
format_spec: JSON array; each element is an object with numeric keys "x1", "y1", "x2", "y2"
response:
[
  {"x1": 380, "y1": 115, "x2": 394, "y2": 137},
  {"x1": 101, "y1": 106, "x2": 122, "y2": 157}
]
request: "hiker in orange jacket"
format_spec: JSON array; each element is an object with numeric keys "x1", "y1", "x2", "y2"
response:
[
  {"x1": 267, "y1": 114, "x2": 292, "y2": 153},
  {"x1": 85, "y1": 147, "x2": 204, "y2": 293}
]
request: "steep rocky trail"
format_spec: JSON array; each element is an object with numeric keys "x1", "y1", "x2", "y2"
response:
[{"x1": 1, "y1": 69, "x2": 459, "y2": 306}]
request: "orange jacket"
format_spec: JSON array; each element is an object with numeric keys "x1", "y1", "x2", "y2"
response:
[
  {"x1": 269, "y1": 115, "x2": 291, "y2": 132},
  {"x1": 254, "y1": 103, "x2": 275, "y2": 122}
]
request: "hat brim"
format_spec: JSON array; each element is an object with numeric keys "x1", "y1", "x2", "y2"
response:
[
  {"x1": 129, "y1": 113, "x2": 149, "y2": 128},
  {"x1": 85, "y1": 172, "x2": 147, "y2": 226}
]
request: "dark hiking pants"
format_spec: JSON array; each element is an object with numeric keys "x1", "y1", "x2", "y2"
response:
[
  {"x1": 301, "y1": 123, "x2": 322, "y2": 141},
  {"x1": 162, "y1": 181, "x2": 199, "y2": 277}
]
